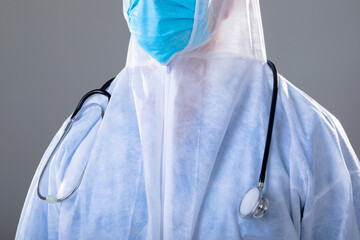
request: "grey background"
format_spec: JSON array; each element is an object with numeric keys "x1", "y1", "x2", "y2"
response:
[{"x1": 0, "y1": 0, "x2": 359, "y2": 238}]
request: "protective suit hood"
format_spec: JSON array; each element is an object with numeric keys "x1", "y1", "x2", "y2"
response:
[{"x1": 122, "y1": 0, "x2": 266, "y2": 66}]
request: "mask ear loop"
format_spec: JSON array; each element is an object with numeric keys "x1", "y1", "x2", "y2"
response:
[{"x1": 37, "y1": 77, "x2": 115, "y2": 203}]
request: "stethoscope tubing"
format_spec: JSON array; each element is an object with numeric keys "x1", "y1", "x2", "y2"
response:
[
  {"x1": 259, "y1": 60, "x2": 279, "y2": 186},
  {"x1": 36, "y1": 77, "x2": 115, "y2": 203},
  {"x1": 238, "y1": 60, "x2": 279, "y2": 219},
  {"x1": 37, "y1": 61, "x2": 278, "y2": 206}
]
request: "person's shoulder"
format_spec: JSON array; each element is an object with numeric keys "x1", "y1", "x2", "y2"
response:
[
  {"x1": 276, "y1": 75, "x2": 340, "y2": 163},
  {"x1": 277, "y1": 74, "x2": 359, "y2": 169},
  {"x1": 277, "y1": 74, "x2": 339, "y2": 137}
]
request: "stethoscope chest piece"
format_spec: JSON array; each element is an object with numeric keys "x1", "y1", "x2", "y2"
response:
[{"x1": 239, "y1": 186, "x2": 269, "y2": 219}]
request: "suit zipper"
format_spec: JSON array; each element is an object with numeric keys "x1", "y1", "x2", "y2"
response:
[{"x1": 160, "y1": 65, "x2": 171, "y2": 240}]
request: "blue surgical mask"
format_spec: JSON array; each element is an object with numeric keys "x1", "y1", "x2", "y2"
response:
[{"x1": 126, "y1": 0, "x2": 208, "y2": 65}]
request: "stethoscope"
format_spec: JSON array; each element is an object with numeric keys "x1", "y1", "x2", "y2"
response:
[
  {"x1": 37, "y1": 60, "x2": 279, "y2": 213},
  {"x1": 239, "y1": 60, "x2": 279, "y2": 219},
  {"x1": 36, "y1": 76, "x2": 115, "y2": 203}
]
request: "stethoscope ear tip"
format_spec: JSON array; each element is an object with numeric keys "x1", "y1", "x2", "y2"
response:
[{"x1": 46, "y1": 195, "x2": 58, "y2": 204}]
